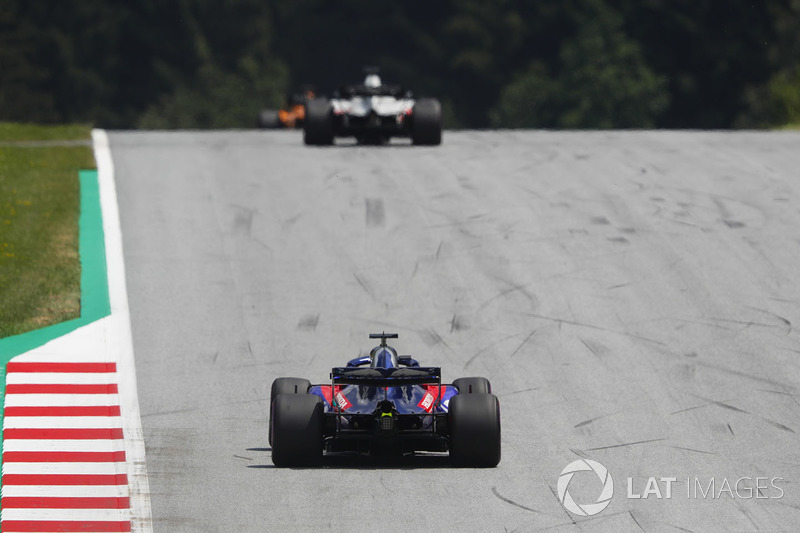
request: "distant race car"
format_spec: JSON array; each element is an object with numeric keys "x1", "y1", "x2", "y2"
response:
[
  {"x1": 258, "y1": 87, "x2": 316, "y2": 129},
  {"x1": 269, "y1": 333, "x2": 500, "y2": 467},
  {"x1": 303, "y1": 72, "x2": 442, "y2": 146}
]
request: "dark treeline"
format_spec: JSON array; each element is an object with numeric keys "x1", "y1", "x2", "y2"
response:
[{"x1": 1, "y1": 0, "x2": 798, "y2": 129}]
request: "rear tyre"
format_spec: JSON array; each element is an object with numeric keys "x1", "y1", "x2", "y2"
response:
[
  {"x1": 258, "y1": 109, "x2": 281, "y2": 129},
  {"x1": 269, "y1": 378, "x2": 311, "y2": 446},
  {"x1": 453, "y1": 377, "x2": 491, "y2": 395},
  {"x1": 411, "y1": 98, "x2": 442, "y2": 146},
  {"x1": 449, "y1": 393, "x2": 501, "y2": 467},
  {"x1": 304, "y1": 98, "x2": 334, "y2": 145},
  {"x1": 271, "y1": 393, "x2": 324, "y2": 467}
]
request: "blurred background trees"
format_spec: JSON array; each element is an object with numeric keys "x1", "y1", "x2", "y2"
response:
[{"x1": 1, "y1": 0, "x2": 798, "y2": 129}]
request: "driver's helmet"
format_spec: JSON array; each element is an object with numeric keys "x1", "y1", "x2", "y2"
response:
[
  {"x1": 364, "y1": 74, "x2": 382, "y2": 89},
  {"x1": 370, "y1": 345, "x2": 398, "y2": 368}
]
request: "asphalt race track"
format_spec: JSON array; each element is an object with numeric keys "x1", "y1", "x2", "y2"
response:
[{"x1": 110, "y1": 130, "x2": 800, "y2": 532}]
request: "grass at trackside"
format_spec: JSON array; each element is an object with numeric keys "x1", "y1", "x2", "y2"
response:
[
  {"x1": 0, "y1": 123, "x2": 93, "y2": 142},
  {"x1": 0, "y1": 123, "x2": 94, "y2": 338}
]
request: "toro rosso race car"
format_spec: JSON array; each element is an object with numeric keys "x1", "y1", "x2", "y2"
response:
[
  {"x1": 269, "y1": 333, "x2": 500, "y2": 467},
  {"x1": 303, "y1": 72, "x2": 442, "y2": 146}
]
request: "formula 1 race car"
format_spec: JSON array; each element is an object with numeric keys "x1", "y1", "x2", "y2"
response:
[
  {"x1": 258, "y1": 87, "x2": 316, "y2": 129},
  {"x1": 303, "y1": 72, "x2": 442, "y2": 146},
  {"x1": 269, "y1": 333, "x2": 500, "y2": 467}
]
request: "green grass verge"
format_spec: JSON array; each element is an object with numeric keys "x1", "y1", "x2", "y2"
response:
[
  {"x1": 0, "y1": 123, "x2": 94, "y2": 338},
  {"x1": 0, "y1": 122, "x2": 93, "y2": 142},
  {"x1": 0, "y1": 168, "x2": 109, "y2": 495}
]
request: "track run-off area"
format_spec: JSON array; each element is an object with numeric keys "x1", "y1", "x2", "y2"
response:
[
  {"x1": 0, "y1": 133, "x2": 150, "y2": 532},
  {"x1": 104, "y1": 130, "x2": 800, "y2": 532}
]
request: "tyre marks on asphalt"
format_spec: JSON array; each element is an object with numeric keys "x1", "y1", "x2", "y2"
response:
[
  {"x1": 296, "y1": 314, "x2": 320, "y2": 331},
  {"x1": 365, "y1": 198, "x2": 385, "y2": 227},
  {"x1": 1, "y1": 361, "x2": 131, "y2": 532}
]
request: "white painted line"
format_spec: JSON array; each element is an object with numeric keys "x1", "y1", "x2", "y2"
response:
[
  {"x1": 0, "y1": 529, "x2": 99, "y2": 533},
  {"x1": 3, "y1": 395, "x2": 120, "y2": 407},
  {"x1": 6, "y1": 373, "x2": 122, "y2": 385},
  {"x1": 0, "y1": 529, "x2": 76, "y2": 533},
  {"x1": 2, "y1": 485, "x2": 129, "y2": 498},
  {"x1": 11, "y1": 318, "x2": 114, "y2": 363},
  {"x1": 92, "y1": 129, "x2": 152, "y2": 532},
  {"x1": 2, "y1": 462, "x2": 128, "y2": 475},
  {"x1": 2, "y1": 440, "x2": 127, "y2": 453},
  {"x1": 4, "y1": 417, "x2": 124, "y2": 429},
  {"x1": 1, "y1": 508, "x2": 132, "y2": 521}
]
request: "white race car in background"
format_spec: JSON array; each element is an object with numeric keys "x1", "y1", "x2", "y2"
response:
[{"x1": 304, "y1": 73, "x2": 442, "y2": 146}]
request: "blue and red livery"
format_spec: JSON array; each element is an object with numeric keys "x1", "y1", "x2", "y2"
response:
[{"x1": 269, "y1": 333, "x2": 501, "y2": 466}]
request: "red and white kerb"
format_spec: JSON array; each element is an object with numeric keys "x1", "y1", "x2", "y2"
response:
[{"x1": 1, "y1": 361, "x2": 132, "y2": 532}]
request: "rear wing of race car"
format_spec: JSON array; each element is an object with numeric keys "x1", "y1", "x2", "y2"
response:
[
  {"x1": 330, "y1": 367, "x2": 444, "y2": 415},
  {"x1": 330, "y1": 367, "x2": 440, "y2": 387}
]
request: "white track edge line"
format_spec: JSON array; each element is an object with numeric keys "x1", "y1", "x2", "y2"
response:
[
  {"x1": 2, "y1": 485, "x2": 130, "y2": 498},
  {"x1": 3, "y1": 395, "x2": 120, "y2": 407},
  {"x1": 4, "y1": 417, "x2": 124, "y2": 429},
  {"x1": 1, "y1": 508, "x2": 132, "y2": 521},
  {"x1": 2, "y1": 463, "x2": 129, "y2": 475},
  {"x1": 2, "y1": 440, "x2": 127, "y2": 452},
  {"x1": 6, "y1": 373, "x2": 123, "y2": 385},
  {"x1": 92, "y1": 129, "x2": 153, "y2": 532}
]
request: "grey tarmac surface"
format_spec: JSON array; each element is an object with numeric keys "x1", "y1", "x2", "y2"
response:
[{"x1": 110, "y1": 130, "x2": 800, "y2": 532}]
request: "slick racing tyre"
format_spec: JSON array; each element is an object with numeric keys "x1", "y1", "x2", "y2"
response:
[
  {"x1": 453, "y1": 377, "x2": 492, "y2": 395},
  {"x1": 271, "y1": 393, "x2": 324, "y2": 467},
  {"x1": 411, "y1": 98, "x2": 442, "y2": 146},
  {"x1": 303, "y1": 98, "x2": 334, "y2": 145},
  {"x1": 269, "y1": 378, "x2": 311, "y2": 446},
  {"x1": 258, "y1": 109, "x2": 281, "y2": 129},
  {"x1": 448, "y1": 393, "x2": 501, "y2": 467}
]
